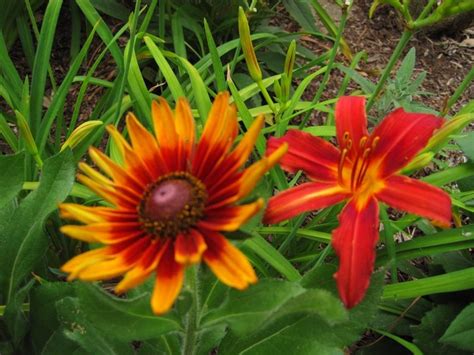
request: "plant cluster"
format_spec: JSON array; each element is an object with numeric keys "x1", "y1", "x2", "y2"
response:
[{"x1": 0, "y1": 0, "x2": 473, "y2": 354}]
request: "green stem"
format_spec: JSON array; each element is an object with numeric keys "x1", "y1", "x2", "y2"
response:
[
  {"x1": 442, "y1": 65, "x2": 474, "y2": 116},
  {"x1": 366, "y1": 30, "x2": 413, "y2": 111},
  {"x1": 257, "y1": 80, "x2": 277, "y2": 114},
  {"x1": 380, "y1": 206, "x2": 398, "y2": 284},
  {"x1": 299, "y1": 7, "x2": 348, "y2": 128},
  {"x1": 182, "y1": 266, "x2": 199, "y2": 355}
]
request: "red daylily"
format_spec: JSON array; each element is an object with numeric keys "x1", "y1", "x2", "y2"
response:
[{"x1": 264, "y1": 96, "x2": 452, "y2": 308}]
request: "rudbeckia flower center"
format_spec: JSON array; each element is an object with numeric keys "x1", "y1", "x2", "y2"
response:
[{"x1": 139, "y1": 172, "x2": 207, "y2": 238}]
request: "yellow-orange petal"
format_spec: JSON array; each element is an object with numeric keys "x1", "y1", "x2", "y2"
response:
[
  {"x1": 78, "y1": 163, "x2": 113, "y2": 186},
  {"x1": 202, "y1": 231, "x2": 257, "y2": 290},
  {"x1": 236, "y1": 143, "x2": 288, "y2": 199},
  {"x1": 200, "y1": 199, "x2": 264, "y2": 232},
  {"x1": 152, "y1": 98, "x2": 179, "y2": 150},
  {"x1": 76, "y1": 257, "x2": 132, "y2": 281},
  {"x1": 115, "y1": 240, "x2": 169, "y2": 294},
  {"x1": 231, "y1": 115, "x2": 264, "y2": 166},
  {"x1": 126, "y1": 112, "x2": 167, "y2": 178},
  {"x1": 175, "y1": 97, "x2": 195, "y2": 152},
  {"x1": 60, "y1": 223, "x2": 143, "y2": 244},
  {"x1": 174, "y1": 229, "x2": 207, "y2": 265},
  {"x1": 61, "y1": 247, "x2": 111, "y2": 279},
  {"x1": 151, "y1": 244, "x2": 185, "y2": 315},
  {"x1": 106, "y1": 124, "x2": 133, "y2": 161},
  {"x1": 59, "y1": 204, "x2": 107, "y2": 224}
]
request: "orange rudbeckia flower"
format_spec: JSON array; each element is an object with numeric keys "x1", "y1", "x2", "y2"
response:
[
  {"x1": 264, "y1": 96, "x2": 452, "y2": 308},
  {"x1": 60, "y1": 92, "x2": 287, "y2": 314}
]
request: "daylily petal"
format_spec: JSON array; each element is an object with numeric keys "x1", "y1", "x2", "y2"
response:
[
  {"x1": 369, "y1": 109, "x2": 444, "y2": 177},
  {"x1": 151, "y1": 244, "x2": 185, "y2": 315},
  {"x1": 267, "y1": 129, "x2": 339, "y2": 182},
  {"x1": 264, "y1": 182, "x2": 349, "y2": 224},
  {"x1": 335, "y1": 96, "x2": 369, "y2": 160},
  {"x1": 332, "y1": 197, "x2": 379, "y2": 309},
  {"x1": 376, "y1": 175, "x2": 451, "y2": 227},
  {"x1": 174, "y1": 229, "x2": 207, "y2": 264},
  {"x1": 202, "y1": 231, "x2": 257, "y2": 289}
]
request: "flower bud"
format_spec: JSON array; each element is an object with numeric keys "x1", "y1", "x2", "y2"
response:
[
  {"x1": 61, "y1": 120, "x2": 103, "y2": 152},
  {"x1": 238, "y1": 7, "x2": 262, "y2": 82},
  {"x1": 15, "y1": 110, "x2": 42, "y2": 167},
  {"x1": 424, "y1": 113, "x2": 474, "y2": 154}
]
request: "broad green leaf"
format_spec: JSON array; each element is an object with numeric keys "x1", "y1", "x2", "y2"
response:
[
  {"x1": 30, "y1": 282, "x2": 77, "y2": 353},
  {"x1": 457, "y1": 131, "x2": 474, "y2": 161},
  {"x1": 441, "y1": 303, "x2": 474, "y2": 351},
  {"x1": 0, "y1": 150, "x2": 75, "y2": 302},
  {"x1": 90, "y1": 0, "x2": 130, "y2": 20},
  {"x1": 412, "y1": 304, "x2": 467, "y2": 355},
  {"x1": 75, "y1": 283, "x2": 182, "y2": 341},
  {"x1": 0, "y1": 152, "x2": 25, "y2": 207}
]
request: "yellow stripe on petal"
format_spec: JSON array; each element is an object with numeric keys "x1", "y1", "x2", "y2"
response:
[
  {"x1": 61, "y1": 223, "x2": 143, "y2": 244},
  {"x1": 77, "y1": 174, "x2": 137, "y2": 208},
  {"x1": 203, "y1": 231, "x2": 257, "y2": 290},
  {"x1": 106, "y1": 124, "x2": 132, "y2": 160},
  {"x1": 237, "y1": 143, "x2": 288, "y2": 199},
  {"x1": 151, "y1": 245, "x2": 185, "y2": 315}
]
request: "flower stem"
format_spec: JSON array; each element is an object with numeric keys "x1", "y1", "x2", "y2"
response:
[
  {"x1": 442, "y1": 65, "x2": 474, "y2": 116},
  {"x1": 366, "y1": 30, "x2": 413, "y2": 111},
  {"x1": 299, "y1": 6, "x2": 349, "y2": 128},
  {"x1": 182, "y1": 266, "x2": 199, "y2": 355}
]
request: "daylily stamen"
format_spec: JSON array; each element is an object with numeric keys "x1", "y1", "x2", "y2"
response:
[
  {"x1": 338, "y1": 148, "x2": 349, "y2": 186},
  {"x1": 354, "y1": 148, "x2": 372, "y2": 189}
]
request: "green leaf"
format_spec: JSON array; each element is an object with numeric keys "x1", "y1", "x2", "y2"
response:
[
  {"x1": 0, "y1": 150, "x2": 75, "y2": 302},
  {"x1": 282, "y1": 0, "x2": 319, "y2": 33},
  {"x1": 0, "y1": 152, "x2": 25, "y2": 207},
  {"x1": 440, "y1": 303, "x2": 474, "y2": 351},
  {"x1": 74, "y1": 283, "x2": 182, "y2": 341},
  {"x1": 412, "y1": 304, "x2": 467, "y2": 355},
  {"x1": 457, "y1": 131, "x2": 474, "y2": 161},
  {"x1": 29, "y1": 0, "x2": 63, "y2": 136},
  {"x1": 243, "y1": 234, "x2": 301, "y2": 281}
]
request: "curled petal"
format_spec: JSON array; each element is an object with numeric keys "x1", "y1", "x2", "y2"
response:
[
  {"x1": 202, "y1": 231, "x2": 257, "y2": 289},
  {"x1": 376, "y1": 175, "x2": 451, "y2": 227},
  {"x1": 264, "y1": 182, "x2": 349, "y2": 224},
  {"x1": 335, "y1": 96, "x2": 369, "y2": 159},
  {"x1": 266, "y1": 130, "x2": 339, "y2": 182},
  {"x1": 370, "y1": 109, "x2": 444, "y2": 177},
  {"x1": 332, "y1": 197, "x2": 379, "y2": 309},
  {"x1": 151, "y1": 244, "x2": 185, "y2": 315}
]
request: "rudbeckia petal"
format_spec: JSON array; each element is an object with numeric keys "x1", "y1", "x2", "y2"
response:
[
  {"x1": 152, "y1": 98, "x2": 179, "y2": 150},
  {"x1": 175, "y1": 97, "x2": 195, "y2": 153},
  {"x1": 126, "y1": 112, "x2": 167, "y2": 178},
  {"x1": 75, "y1": 257, "x2": 132, "y2": 281},
  {"x1": 151, "y1": 244, "x2": 185, "y2": 315},
  {"x1": 116, "y1": 240, "x2": 169, "y2": 294},
  {"x1": 62, "y1": 248, "x2": 111, "y2": 277},
  {"x1": 237, "y1": 143, "x2": 288, "y2": 200},
  {"x1": 200, "y1": 199, "x2": 264, "y2": 231},
  {"x1": 264, "y1": 182, "x2": 349, "y2": 224},
  {"x1": 332, "y1": 197, "x2": 379, "y2": 309},
  {"x1": 174, "y1": 229, "x2": 207, "y2": 264},
  {"x1": 376, "y1": 175, "x2": 451, "y2": 227},
  {"x1": 267, "y1": 129, "x2": 340, "y2": 182},
  {"x1": 60, "y1": 223, "x2": 143, "y2": 244},
  {"x1": 202, "y1": 231, "x2": 257, "y2": 289},
  {"x1": 370, "y1": 109, "x2": 444, "y2": 177},
  {"x1": 335, "y1": 96, "x2": 369, "y2": 159}
]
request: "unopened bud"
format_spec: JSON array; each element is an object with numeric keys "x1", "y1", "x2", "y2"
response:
[
  {"x1": 61, "y1": 120, "x2": 103, "y2": 152},
  {"x1": 424, "y1": 113, "x2": 474, "y2": 154},
  {"x1": 238, "y1": 7, "x2": 262, "y2": 82},
  {"x1": 401, "y1": 152, "x2": 434, "y2": 174},
  {"x1": 15, "y1": 110, "x2": 42, "y2": 167}
]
